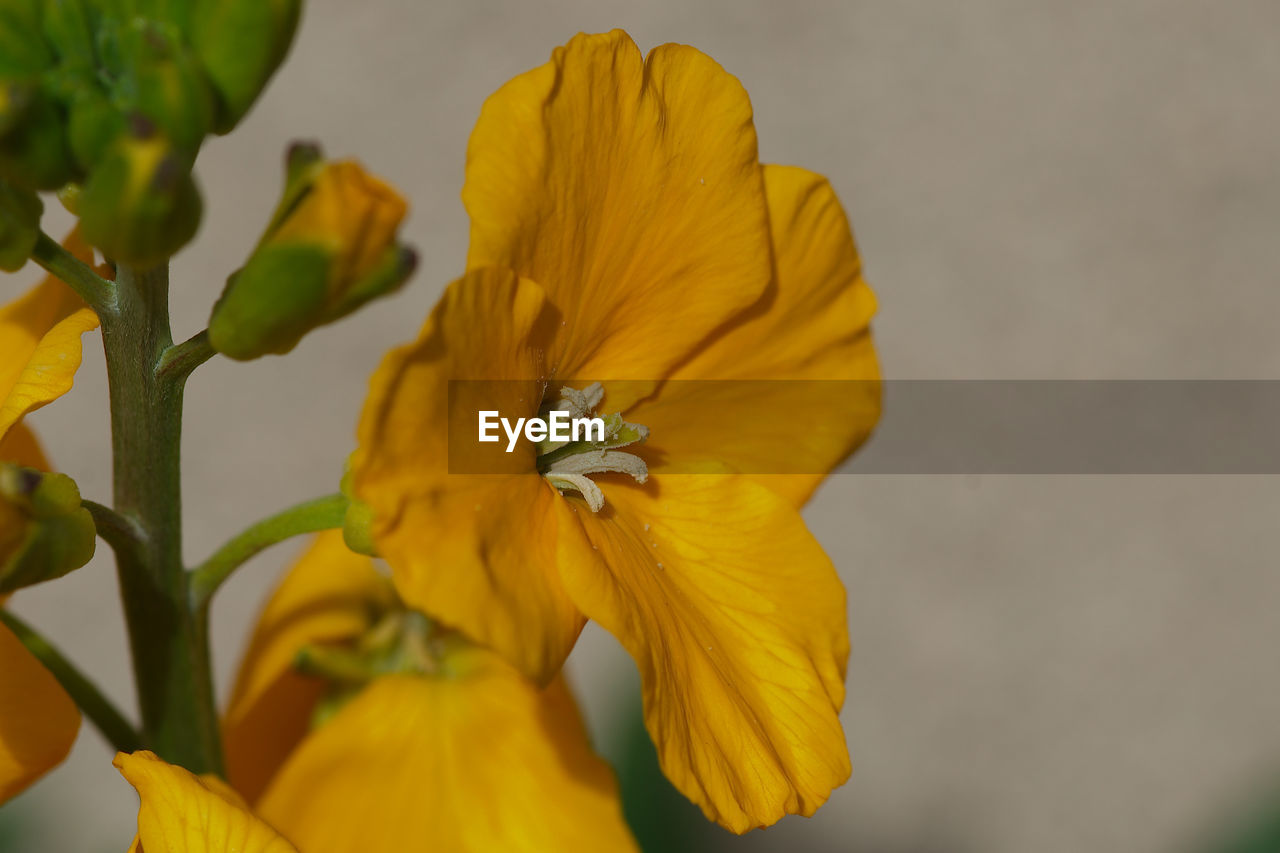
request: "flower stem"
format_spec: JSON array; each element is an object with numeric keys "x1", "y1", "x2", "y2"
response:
[
  {"x1": 29, "y1": 230, "x2": 115, "y2": 313},
  {"x1": 100, "y1": 262, "x2": 223, "y2": 775},
  {"x1": 0, "y1": 609, "x2": 142, "y2": 754},
  {"x1": 189, "y1": 493, "x2": 349, "y2": 607}
]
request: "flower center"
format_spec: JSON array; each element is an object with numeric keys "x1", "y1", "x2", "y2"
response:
[
  {"x1": 535, "y1": 382, "x2": 649, "y2": 512},
  {"x1": 296, "y1": 608, "x2": 454, "y2": 727}
]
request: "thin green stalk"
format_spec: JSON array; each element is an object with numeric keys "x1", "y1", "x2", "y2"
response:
[
  {"x1": 0, "y1": 609, "x2": 142, "y2": 754},
  {"x1": 29, "y1": 230, "x2": 116, "y2": 313},
  {"x1": 101, "y1": 262, "x2": 222, "y2": 775},
  {"x1": 83, "y1": 499, "x2": 147, "y2": 567},
  {"x1": 158, "y1": 330, "x2": 217, "y2": 383},
  {"x1": 190, "y1": 494, "x2": 348, "y2": 606}
]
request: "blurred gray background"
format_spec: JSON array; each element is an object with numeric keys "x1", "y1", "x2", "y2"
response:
[{"x1": 6, "y1": 1, "x2": 1280, "y2": 851}]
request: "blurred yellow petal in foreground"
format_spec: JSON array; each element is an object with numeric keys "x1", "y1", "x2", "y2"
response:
[
  {"x1": 0, "y1": 228, "x2": 100, "y2": 438},
  {"x1": 116, "y1": 751, "x2": 297, "y2": 853},
  {"x1": 0, "y1": 607, "x2": 80, "y2": 803}
]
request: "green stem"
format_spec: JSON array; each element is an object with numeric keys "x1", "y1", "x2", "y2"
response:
[
  {"x1": 100, "y1": 263, "x2": 222, "y2": 775},
  {"x1": 29, "y1": 230, "x2": 116, "y2": 313},
  {"x1": 189, "y1": 493, "x2": 348, "y2": 607},
  {"x1": 0, "y1": 609, "x2": 142, "y2": 754}
]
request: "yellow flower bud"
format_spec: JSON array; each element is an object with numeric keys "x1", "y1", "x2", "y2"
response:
[{"x1": 209, "y1": 149, "x2": 413, "y2": 360}]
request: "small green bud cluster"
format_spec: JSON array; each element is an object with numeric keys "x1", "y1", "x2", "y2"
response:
[{"x1": 0, "y1": 0, "x2": 302, "y2": 267}]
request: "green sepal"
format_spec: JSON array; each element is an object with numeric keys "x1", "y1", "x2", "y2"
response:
[
  {"x1": 327, "y1": 244, "x2": 417, "y2": 322},
  {"x1": 78, "y1": 127, "x2": 202, "y2": 266},
  {"x1": 339, "y1": 469, "x2": 377, "y2": 557},
  {"x1": 191, "y1": 0, "x2": 302, "y2": 133},
  {"x1": 256, "y1": 140, "x2": 322, "y2": 239},
  {"x1": 0, "y1": 465, "x2": 96, "y2": 595},
  {"x1": 207, "y1": 243, "x2": 331, "y2": 359},
  {"x1": 0, "y1": 178, "x2": 41, "y2": 271}
]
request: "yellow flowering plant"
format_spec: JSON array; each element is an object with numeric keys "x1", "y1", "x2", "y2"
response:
[{"x1": 0, "y1": 7, "x2": 878, "y2": 851}]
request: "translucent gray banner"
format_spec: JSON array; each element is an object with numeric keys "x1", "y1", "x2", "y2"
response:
[
  {"x1": 845, "y1": 380, "x2": 1280, "y2": 474},
  {"x1": 447, "y1": 380, "x2": 1280, "y2": 474}
]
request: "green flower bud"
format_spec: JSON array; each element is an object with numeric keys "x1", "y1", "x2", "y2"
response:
[
  {"x1": 41, "y1": 0, "x2": 96, "y2": 65},
  {"x1": 78, "y1": 119, "x2": 202, "y2": 266},
  {"x1": 0, "y1": 0, "x2": 54, "y2": 76},
  {"x1": 0, "y1": 464, "x2": 96, "y2": 595},
  {"x1": 67, "y1": 84, "x2": 124, "y2": 169},
  {"x1": 209, "y1": 148, "x2": 414, "y2": 360},
  {"x1": 191, "y1": 0, "x2": 302, "y2": 133},
  {"x1": 0, "y1": 81, "x2": 77, "y2": 190},
  {"x1": 108, "y1": 19, "x2": 215, "y2": 156},
  {"x1": 0, "y1": 178, "x2": 41, "y2": 271}
]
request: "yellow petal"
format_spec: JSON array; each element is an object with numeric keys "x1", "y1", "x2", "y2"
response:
[
  {"x1": 0, "y1": 421, "x2": 49, "y2": 471},
  {"x1": 631, "y1": 165, "x2": 880, "y2": 505},
  {"x1": 0, "y1": 614, "x2": 80, "y2": 803},
  {"x1": 223, "y1": 531, "x2": 395, "y2": 804},
  {"x1": 352, "y1": 268, "x2": 584, "y2": 683},
  {"x1": 0, "y1": 231, "x2": 100, "y2": 439},
  {"x1": 463, "y1": 30, "x2": 772, "y2": 381},
  {"x1": 256, "y1": 660, "x2": 638, "y2": 853},
  {"x1": 271, "y1": 160, "x2": 408, "y2": 286},
  {"x1": 115, "y1": 751, "x2": 298, "y2": 853},
  {"x1": 557, "y1": 475, "x2": 850, "y2": 833}
]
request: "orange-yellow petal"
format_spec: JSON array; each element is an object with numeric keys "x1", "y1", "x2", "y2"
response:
[
  {"x1": 0, "y1": 232, "x2": 100, "y2": 439},
  {"x1": 557, "y1": 474, "x2": 850, "y2": 833},
  {"x1": 0, "y1": 422, "x2": 49, "y2": 471},
  {"x1": 115, "y1": 751, "x2": 298, "y2": 853},
  {"x1": 352, "y1": 268, "x2": 584, "y2": 683},
  {"x1": 0, "y1": 614, "x2": 80, "y2": 803},
  {"x1": 463, "y1": 30, "x2": 772, "y2": 381},
  {"x1": 223, "y1": 531, "x2": 395, "y2": 804},
  {"x1": 255, "y1": 659, "x2": 638, "y2": 853},
  {"x1": 630, "y1": 165, "x2": 880, "y2": 505}
]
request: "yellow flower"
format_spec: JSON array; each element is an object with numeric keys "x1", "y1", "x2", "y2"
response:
[
  {"x1": 351, "y1": 31, "x2": 879, "y2": 832},
  {"x1": 212, "y1": 532, "x2": 637, "y2": 853},
  {"x1": 209, "y1": 152, "x2": 414, "y2": 360},
  {"x1": 0, "y1": 228, "x2": 100, "y2": 803}
]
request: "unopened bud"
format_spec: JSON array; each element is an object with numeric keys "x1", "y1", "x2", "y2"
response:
[
  {"x1": 0, "y1": 179, "x2": 41, "y2": 271},
  {"x1": 191, "y1": 0, "x2": 302, "y2": 133},
  {"x1": 78, "y1": 125, "x2": 202, "y2": 267},
  {"x1": 209, "y1": 149, "x2": 412, "y2": 360},
  {"x1": 0, "y1": 83, "x2": 77, "y2": 190},
  {"x1": 0, "y1": 465, "x2": 96, "y2": 595}
]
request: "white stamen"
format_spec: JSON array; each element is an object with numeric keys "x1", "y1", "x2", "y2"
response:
[
  {"x1": 538, "y1": 383, "x2": 649, "y2": 513},
  {"x1": 546, "y1": 449, "x2": 648, "y2": 484},
  {"x1": 546, "y1": 472, "x2": 604, "y2": 512}
]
